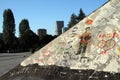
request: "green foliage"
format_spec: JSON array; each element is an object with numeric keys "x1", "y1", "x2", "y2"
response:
[
  {"x1": 0, "y1": 39, "x2": 4, "y2": 52},
  {"x1": 0, "y1": 8, "x2": 67, "y2": 53},
  {"x1": 0, "y1": 9, "x2": 58, "y2": 53},
  {"x1": 19, "y1": 19, "x2": 40, "y2": 51},
  {"x1": 40, "y1": 35, "x2": 54, "y2": 44},
  {"x1": 18, "y1": 19, "x2": 57, "y2": 52},
  {"x1": 2, "y1": 9, "x2": 16, "y2": 50},
  {"x1": 19, "y1": 29, "x2": 39, "y2": 51},
  {"x1": 36, "y1": 35, "x2": 57, "y2": 50},
  {"x1": 68, "y1": 13, "x2": 78, "y2": 29},
  {"x1": 68, "y1": 8, "x2": 86, "y2": 29},
  {"x1": 77, "y1": 8, "x2": 86, "y2": 22},
  {"x1": 19, "y1": 19, "x2": 30, "y2": 37}
]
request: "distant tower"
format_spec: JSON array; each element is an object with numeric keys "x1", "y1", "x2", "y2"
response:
[
  {"x1": 55, "y1": 21, "x2": 64, "y2": 35},
  {"x1": 37, "y1": 29, "x2": 47, "y2": 39}
]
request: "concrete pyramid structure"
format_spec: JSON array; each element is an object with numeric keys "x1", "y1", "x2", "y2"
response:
[
  {"x1": 21, "y1": 0, "x2": 120, "y2": 72},
  {"x1": 1, "y1": 0, "x2": 120, "y2": 80}
]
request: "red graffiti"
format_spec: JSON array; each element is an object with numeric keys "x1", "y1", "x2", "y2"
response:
[
  {"x1": 85, "y1": 19, "x2": 93, "y2": 25},
  {"x1": 98, "y1": 32, "x2": 119, "y2": 39},
  {"x1": 97, "y1": 39, "x2": 116, "y2": 54},
  {"x1": 42, "y1": 49, "x2": 51, "y2": 57},
  {"x1": 34, "y1": 59, "x2": 41, "y2": 63}
]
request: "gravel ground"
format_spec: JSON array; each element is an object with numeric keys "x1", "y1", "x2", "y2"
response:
[
  {"x1": 0, "y1": 52, "x2": 31, "y2": 77},
  {"x1": 1, "y1": 64, "x2": 120, "y2": 80}
]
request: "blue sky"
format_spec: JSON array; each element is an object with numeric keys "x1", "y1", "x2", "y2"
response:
[{"x1": 0, "y1": 0, "x2": 108, "y2": 37}]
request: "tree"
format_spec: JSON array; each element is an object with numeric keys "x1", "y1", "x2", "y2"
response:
[
  {"x1": 68, "y1": 13, "x2": 78, "y2": 29},
  {"x1": 0, "y1": 39, "x2": 4, "y2": 52},
  {"x1": 77, "y1": 8, "x2": 86, "y2": 22},
  {"x1": 67, "y1": 8, "x2": 86, "y2": 29},
  {"x1": 36, "y1": 35, "x2": 57, "y2": 50},
  {"x1": 19, "y1": 19, "x2": 30, "y2": 37},
  {"x1": 19, "y1": 29, "x2": 39, "y2": 51},
  {"x1": 19, "y1": 19, "x2": 40, "y2": 52},
  {"x1": 2, "y1": 9, "x2": 16, "y2": 50}
]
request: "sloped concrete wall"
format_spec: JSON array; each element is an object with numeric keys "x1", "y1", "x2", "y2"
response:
[{"x1": 21, "y1": 0, "x2": 120, "y2": 73}]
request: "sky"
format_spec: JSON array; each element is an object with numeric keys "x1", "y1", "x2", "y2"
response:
[{"x1": 0, "y1": 0, "x2": 108, "y2": 37}]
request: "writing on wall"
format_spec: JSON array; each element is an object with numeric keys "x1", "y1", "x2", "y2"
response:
[
  {"x1": 97, "y1": 32, "x2": 119, "y2": 39},
  {"x1": 97, "y1": 32, "x2": 119, "y2": 54}
]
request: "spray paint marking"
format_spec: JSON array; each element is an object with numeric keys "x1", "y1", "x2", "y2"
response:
[
  {"x1": 97, "y1": 32, "x2": 119, "y2": 54},
  {"x1": 34, "y1": 58, "x2": 41, "y2": 63},
  {"x1": 85, "y1": 19, "x2": 93, "y2": 25},
  {"x1": 97, "y1": 39, "x2": 116, "y2": 54},
  {"x1": 97, "y1": 32, "x2": 119, "y2": 39},
  {"x1": 42, "y1": 49, "x2": 51, "y2": 57}
]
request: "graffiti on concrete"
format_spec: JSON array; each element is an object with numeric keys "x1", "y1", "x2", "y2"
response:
[
  {"x1": 20, "y1": 0, "x2": 120, "y2": 73},
  {"x1": 97, "y1": 39, "x2": 116, "y2": 54},
  {"x1": 97, "y1": 32, "x2": 119, "y2": 39},
  {"x1": 97, "y1": 31, "x2": 119, "y2": 54},
  {"x1": 85, "y1": 19, "x2": 93, "y2": 25},
  {"x1": 42, "y1": 49, "x2": 51, "y2": 57},
  {"x1": 76, "y1": 27, "x2": 92, "y2": 56},
  {"x1": 65, "y1": 26, "x2": 79, "y2": 55},
  {"x1": 80, "y1": 57, "x2": 89, "y2": 63}
]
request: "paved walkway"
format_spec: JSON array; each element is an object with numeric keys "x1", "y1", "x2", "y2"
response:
[{"x1": 0, "y1": 52, "x2": 31, "y2": 77}]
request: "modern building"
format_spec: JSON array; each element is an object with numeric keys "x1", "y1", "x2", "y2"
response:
[
  {"x1": 37, "y1": 29, "x2": 47, "y2": 39},
  {"x1": 55, "y1": 21, "x2": 64, "y2": 35}
]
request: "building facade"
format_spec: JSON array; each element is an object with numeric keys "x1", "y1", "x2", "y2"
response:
[
  {"x1": 37, "y1": 29, "x2": 47, "y2": 39},
  {"x1": 55, "y1": 21, "x2": 64, "y2": 35}
]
